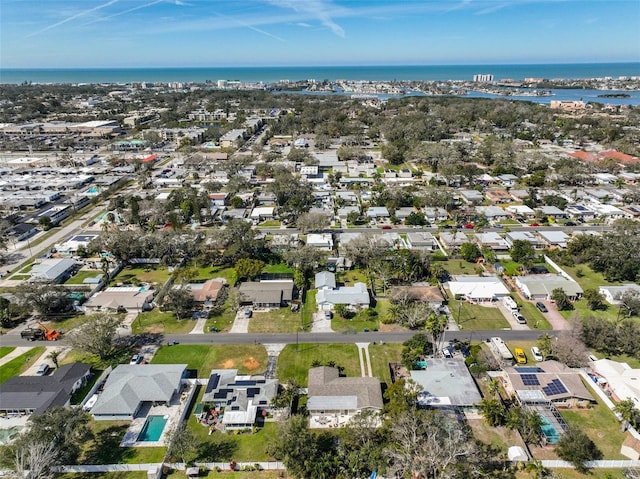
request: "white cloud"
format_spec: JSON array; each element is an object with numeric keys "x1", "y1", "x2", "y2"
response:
[
  {"x1": 25, "y1": 0, "x2": 118, "y2": 38},
  {"x1": 82, "y1": 0, "x2": 165, "y2": 26},
  {"x1": 264, "y1": 0, "x2": 346, "y2": 37}
]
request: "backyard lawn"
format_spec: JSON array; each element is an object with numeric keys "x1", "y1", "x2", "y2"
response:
[
  {"x1": 186, "y1": 386, "x2": 277, "y2": 462},
  {"x1": 276, "y1": 344, "x2": 360, "y2": 386},
  {"x1": 191, "y1": 265, "x2": 237, "y2": 285},
  {"x1": 442, "y1": 259, "x2": 476, "y2": 276},
  {"x1": 65, "y1": 269, "x2": 103, "y2": 285},
  {"x1": 152, "y1": 344, "x2": 268, "y2": 377},
  {"x1": 79, "y1": 420, "x2": 166, "y2": 465},
  {"x1": 262, "y1": 262, "x2": 294, "y2": 274},
  {"x1": 0, "y1": 347, "x2": 45, "y2": 384},
  {"x1": 113, "y1": 265, "x2": 171, "y2": 285},
  {"x1": 560, "y1": 384, "x2": 627, "y2": 460},
  {"x1": 131, "y1": 311, "x2": 195, "y2": 335},
  {"x1": 561, "y1": 264, "x2": 621, "y2": 292}
]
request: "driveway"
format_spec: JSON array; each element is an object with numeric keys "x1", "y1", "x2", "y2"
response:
[
  {"x1": 311, "y1": 312, "x2": 333, "y2": 333},
  {"x1": 229, "y1": 310, "x2": 250, "y2": 333},
  {"x1": 495, "y1": 302, "x2": 529, "y2": 330},
  {"x1": 533, "y1": 300, "x2": 570, "y2": 330}
]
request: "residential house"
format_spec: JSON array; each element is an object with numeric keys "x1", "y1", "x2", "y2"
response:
[
  {"x1": 250, "y1": 207, "x2": 275, "y2": 222},
  {"x1": 591, "y1": 359, "x2": 640, "y2": 407},
  {"x1": 565, "y1": 204, "x2": 597, "y2": 221},
  {"x1": 506, "y1": 205, "x2": 535, "y2": 219},
  {"x1": 458, "y1": 190, "x2": 484, "y2": 204},
  {"x1": 514, "y1": 275, "x2": 583, "y2": 300},
  {"x1": 410, "y1": 358, "x2": 482, "y2": 409},
  {"x1": 91, "y1": 364, "x2": 187, "y2": 420},
  {"x1": 505, "y1": 360, "x2": 594, "y2": 407},
  {"x1": 201, "y1": 369, "x2": 278, "y2": 430},
  {"x1": 438, "y1": 232, "x2": 469, "y2": 250},
  {"x1": 394, "y1": 207, "x2": 416, "y2": 221},
  {"x1": 316, "y1": 282, "x2": 370, "y2": 312},
  {"x1": 476, "y1": 205, "x2": 508, "y2": 221},
  {"x1": 84, "y1": 286, "x2": 154, "y2": 314},
  {"x1": 209, "y1": 193, "x2": 228, "y2": 207},
  {"x1": 485, "y1": 189, "x2": 513, "y2": 204},
  {"x1": 536, "y1": 205, "x2": 567, "y2": 219},
  {"x1": 422, "y1": 207, "x2": 448, "y2": 223},
  {"x1": 307, "y1": 367, "x2": 383, "y2": 428},
  {"x1": 30, "y1": 258, "x2": 76, "y2": 283},
  {"x1": 187, "y1": 279, "x2": 225, "y2": 304},
  {"x1": 446, "y1": 275, "x2": 510, "y2": 303},
  {"x1": 306, "y1": 233, "x2": 334, "y2": 250},
  {"x1": 406, "y1": 232, "x2": 439, "y2": 251},
  {"x1": 475, "y1": 232, "x2": 510, "y2": 251},
  {"x1": 505, "y1": 231, "x2": 542, "y2": 248},
  {"x1": 497, "y1": 174, "x2": 518, "y2": 188},
  {"x1": 366, "y1": 206, "x2": 390, "y2": 221},
  {"x1": 538, "y1": 231, "x2": 570, "y2": 249},
  {"x1": 390, "y1": 283, "x2": 445, "y2": 309},
  {"x1": 599, "y1": 284, "x2": 640, "y2": 305},
  {"x1": 238, "y1": 280, "x2": 295, "y2": 309},
  {"x1": 315, "y1": 271, "x2": 337, "y2": 290},
  {"x1": 0, "y1": 363, "x2": 91, "y2": 416}
]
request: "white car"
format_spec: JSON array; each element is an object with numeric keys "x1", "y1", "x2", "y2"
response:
[{"x1": 531, "y1": 347, "x2": 544, "y2": 362}]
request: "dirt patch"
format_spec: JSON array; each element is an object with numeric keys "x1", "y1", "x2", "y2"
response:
[
  {"x1": 222, "y1": 359, "x2": 235, "y2": 368},
  {"x1": 243, "y1": 356, "x2": 261, "y2": 371},
  {"x1": 378, "y1": 323, "x2": 406, "y2": 333}
]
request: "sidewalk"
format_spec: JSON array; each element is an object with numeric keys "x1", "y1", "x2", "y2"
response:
[{"x1": 0, "y1": 346, "x2": 33, "y2": 367}]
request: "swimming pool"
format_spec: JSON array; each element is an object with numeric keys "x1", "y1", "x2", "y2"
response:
[
  {"x1": 137, "y1": 415, "x2": 168, "y2": 442},
  {"x1": 0, "y1": 426, "x2": 23, "y2": 445},
  {"x1": 540, "y1": 416, "x2": 560, "y2": 444}
]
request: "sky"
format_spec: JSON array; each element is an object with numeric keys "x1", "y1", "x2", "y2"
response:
[{"x1": 1, "y1": 0, "x2": 639, "y2": 68}]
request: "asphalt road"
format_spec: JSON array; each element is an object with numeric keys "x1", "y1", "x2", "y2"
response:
[{"x1": 0, "y1": 329, "x2": 551, "y2": 348}]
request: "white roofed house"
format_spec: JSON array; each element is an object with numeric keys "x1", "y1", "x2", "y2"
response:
[
  {"x1": 446, "y1": 275, "x2": 509, "y2": 303},
  {"x1": 406, "y1": 232, "x2": 439, "y2": 251},
  {"x1": 30, "y1": 258, "x2": 76, "y2": 283},
  {"x1": 250, "y1": 206, "x2": 275, "y2": 222},
  {"x1": 366, "y1": 206, "x2": 390, "y2": 221},
  {"x1": 505, "y1": 231, "x2": 542, "y2": 248},
  {"x1": 315, "y1": 271, "x2": 337, "y2": 291},
  {"x1": 307, "y1": 367, "x2": 383, "y2": 428},
  {"x1": 506, "y1": 205, "x2": 536, "y2": 219},
  {"x1": 438, "y1": 231, "x2": 469, "y2": 251},
  {"x1": 537, "y1": 231, "x2": 570, "y2": 249},
  {"x1": 306, "y1": 233, "x2": 334, "y2": 250},
  {"x1": 536, "y1": 205, "x2": 567, "y2": 219},
  {"x1": 599, "y1": 284, "x2": 640, "y2": 305},
  {"x1": 475, "y1": 232, "x2": 510, "y2": 251},
  {"x1": 476, "y1": 205, "x2": 508, "y2": 221},
  {"x1": 316, "y1": 282, "x2": 370, "y2": 312},
  {"x1": 515, "y1": 275, "x2": 583, "y2": 301}
]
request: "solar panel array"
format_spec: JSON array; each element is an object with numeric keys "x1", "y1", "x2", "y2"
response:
[
  {"x1": 521, "y1": 374, "x2": 540, "y2": 386},
  {"x1": 515, "y1": 367, "x2": 544, "y2": 373},
  {"x1": 542, "y1": 379, "x2": 568, "y2": 396}
]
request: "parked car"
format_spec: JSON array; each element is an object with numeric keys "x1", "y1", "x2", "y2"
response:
[
  {"x1": 531, "y1": 346, "x2": 544, "y2": 362},
  {"x1": 243, "y1": 309, "x2": 252, "y2": 318},
  {"x1": 36, "y1": 363, "x2": 51, "y2": 376},
  {"x1": 381, "y1": 225, "x2": 392, "y2": 230},
  {"x1": 516, "y1": 315, "x2": 527, "y2": 324},
  {"x1": 324, "y1": 310, "x2": 332, "y2": 319},
  {"x1": 514, "y1": 348, "x2": 527, "y2": 364},
  {"x1": 511, "y1": 310, "x2": 520, "y2": 318},
  {"x1": 535, "y1": 302, "x2": 548, "y2": 313},
  {"x1": 129, "y1": 354, "x2": 143, "y2": 364}
]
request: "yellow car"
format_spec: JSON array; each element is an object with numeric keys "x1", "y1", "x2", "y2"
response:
[{"x1": 514, "y1": 347, "x2": 527, "y2": 364}]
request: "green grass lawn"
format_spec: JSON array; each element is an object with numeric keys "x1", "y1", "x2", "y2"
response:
[
  {"x1": 449, "y1": 298, "x2": 511, "y2": 330},
  {"x1": 0, "y1": 347, "x2": 15, "y2": 360},
  {"x1": 337, "y1": 269, "x2": 368, "y2": 286},
  {"x1": 301, "y1": 290, "x2": 316, "y2": 330},
  {"x1": 262, "y1": 262, "x2": 294, "y2": 274},
  {"x1": 152, "y1": 344, "x2": 268, "y2": 377},
  {"x1": 501, "y1": 260, "x2": 523, "y2": 276},
  {"x1": 167, "y1": 472, "x2": 287, "y2": 479},
  {"x1": 79, "y1": 420, "x2": 166, "y2": 465},
  {"x1": 131, "y1": 311, "x2": 196, "y2": 335},
  {"x1": 443, "y1": 259, "x2": 475, "y2": 275},
  {"x1": 248, "y1": 308, "x2": 303, "y2": 333},
  {"x1": 9, "y1": 274, "x2": 31, "y2": 280},
  {"x1": 0, "y1": 347, "x2": 45, "y2": 384},
  {"x1": 65, "y1": 269, "x2": 103, "y2": 285},
  {"x1": 517, "y1": 301, "x2": 553, "y2": 330},
  {"x1": 257, "y1": 220, "x2": 281, "y2": 227},
  {"x1": 368, "y1": 342, "x2": 403, "y2": 385},
  {"x1": 276, "y1": 344, "x2": 360, "y2": 386},
  {"x1": 113, "y1": 265, "x2": 171, "y2": 285},
  {"x1": 185, "y1": 386, "x2": 277, "y2": 462},
  {"x1": 561, "y1": 264, "x2": 621, "y2": 292},
  {"x1": 559, "y1": 298, "x2": 622, "y2": 323},
  {"x1": 59, "y1": 473, "x2": 148, "y2": 479},
  {"x1": 191, "y1": 265, "x2": 237, "y2": 285},
  {"x1": 331, "y1": 310, "x2": 379, "y2": 333},
  {"x1": 560, "y1": 385, "x2": 627, "y2": 460}
]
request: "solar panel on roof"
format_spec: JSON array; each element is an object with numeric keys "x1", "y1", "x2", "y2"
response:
[
  {"x1": 205, "y1": 374, "x2": 221, "y2": 393},
  {"x1": 542, "y1": 379, "x2": 568, "y2": 396},
  {"x1": 515, "y1": 367, "x2": 544, "y2": 373},
  {"x1": 521, "y1": 374, "x2": 540, "y2": 386}
]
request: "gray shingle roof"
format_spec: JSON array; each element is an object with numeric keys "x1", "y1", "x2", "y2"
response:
[{"x1": 307, "y1": 367, "x2": 383, "y2": 411}]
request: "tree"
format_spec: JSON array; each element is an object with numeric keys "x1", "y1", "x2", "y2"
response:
[
  {"x1": 166, "y1": 423, "x2": 199, "y2": 464},
  {"x1": 163, "y1": 287, "x2": 195, "y2": 320},
  {"x1": 234, "y1": 258, "x2": 265, "y2": 281},
  {"x1": 383, "y1": 378, "x2": 421, "y2": 417},
  {"x1": 555, "y1": 425, "x2": 602, "y2": 473},
  {"x1": 478, "y1": 398, "x2": 507, "y2": 427},
  {"x1": 68, "y1": 313, "x2": 122, "y2": 360},
  {"x1": 551, "y1": 288, "x2": 573, "y2": 311},
  {"x1": 14, "y1": 281, "x2": 73, "y2": 316},
  {"x1": 38, "y1": 216, "x2": 52, "y2": 231},
  {"x1": 551, "y1": 328, "x2": 589, "y2": 368},
  {"x1": 509, "y1": 239, "x2": 536, "y2": 264},
  {"x1": 618, "y1": 289, "x2": 640, "y2": 318},
  {"x1": 401, "y1": 334, "x2": 433, "y2": 369},
  {"x1": 47, "y1": 350, "x2": 61, "y2": 368},
  {"x1": 296, "y1": 211, "x2": 330, "y2": 234},
  {"x1": 333, "y1": 304, "x2": 350, "y2": 319},
  {"x1": 405, "y1": 211, "x2": 428, "y2": 226},
  {"x1": 506, "y1": 407, "x2": 543, "y2": 445},
  {"x1": 384, "y1": 409, "x2": 477, "y2": 479},
  {"x1": 614, "y1": 398, "x2": 640, "y2": 429},
  {"x1": 271, "y1": 378, "x2": 302, "y2": 417},
  {"x1": 583, "y1": 288, "x2": 606, "y2": 311},
  {"x1": 3, "y1": 438, "x2": 59, "y2": 479},
  {"x1": 459, "y1": 242, "x2": 481, "y2": 262},
  {"x1": 337, "y1": 410, "x2": 385, "y2": 479},
  {"x1": 283, "y1": 245, "x2": 323, "y2": 284}
]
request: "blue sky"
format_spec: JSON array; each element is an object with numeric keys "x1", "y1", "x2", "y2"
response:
[{"x1": 1, "y1": 0, "x2": 639, "y2": 68}]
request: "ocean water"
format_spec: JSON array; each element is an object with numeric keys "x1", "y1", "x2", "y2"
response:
[{"x1": 1, "y1": 63, "x2": 639, "y2": 85}]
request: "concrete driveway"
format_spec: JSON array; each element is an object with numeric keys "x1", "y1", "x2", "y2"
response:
[{"x1": 311, "y1": 311, "x2": 333, "y2": 332}]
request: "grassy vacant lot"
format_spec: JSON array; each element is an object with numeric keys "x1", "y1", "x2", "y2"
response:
[
  {"x1": 331, "y1": 311, "x2": 379, "y2": 333},
  {"x1": 0, "y1": 347, "x2": 15, "y2": 360},
  {"x1": 192, "y1": 265, "x2": 237, "y2": 285},
  {"x1": 368, "y1": 342, "x2": 403, "y2": 385},
  {"x1": 65, "y1": 269, "x2": 103, "y2": 285},
  {"x1": 249, "y1": 308, "x2": 302, "y2": 334},
  {"x1": 559, "y1": 298, "x2": 621, "y2": 323},
  {"x1": 561, "y1": 264, "x2": 620, "y2": 292},
  {"x1": 560, "y1": 384, "x2": 627, "y2": 460},
  {"x1": 114, "y1": 265, "x2": 171, "y2": 285},
  {"x1": 0, "y1": 347, "x2": 45, "y2": 384},
  {"x1": 450, "y1": 299, "x2": 511, "y2": 330},
  {"x1": 186, "y1": 386, "x2": 276, "y2": 462},
  {"x1": 152, "y1": 344, "x2": 268, "y2": 377},
  {"x1": 276, "y1": 344, "x2": 360, "y2": 386},
  {"x1": 131, "y1": 311, "x2": 195, "y2": 335},
  {"x1": 79, "y1": 420, "x2": 166, "y2": 465}
]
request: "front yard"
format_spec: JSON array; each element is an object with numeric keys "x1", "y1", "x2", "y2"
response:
[
  {"x1": 0, "y1": 347, "x2": 45, "y2": 384},
  {"x1": 131, "y1": 310, "x2": 195, "y2": 335},
  {"x1": 151, "y1": 344, "x2": 268, "y2": 377},
  {"x1": 248, "y1": 308, "x2": 303, "y2": 334},
  {"x1": 112, "y1": 265, "x2": 171, "y2": 286},
  {"x1": 449, "y1": 298, "x2": 511, "y2": 330},
  {"x1": 276, "y1": 344, "x2": 360, "y2": 386}
]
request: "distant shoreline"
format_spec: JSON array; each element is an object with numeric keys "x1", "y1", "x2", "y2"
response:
[{"x1": 1, "y1": 62, "x2": 638, "y2": 85}]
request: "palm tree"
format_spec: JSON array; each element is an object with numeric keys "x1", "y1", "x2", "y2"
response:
[{"x1": 47, "y1": 349, "x2": 61, "y2": 369}]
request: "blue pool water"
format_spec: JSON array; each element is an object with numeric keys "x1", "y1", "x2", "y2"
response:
[
  {"x1": 137, "y1": 415, "x2": 167, "y2": 442},
  {"x1": 540, "y1": 416, "x2": 560, "y2": 444},
  {"x1": 88, "y1": 187, "x2": 98, "y2": 193}
]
